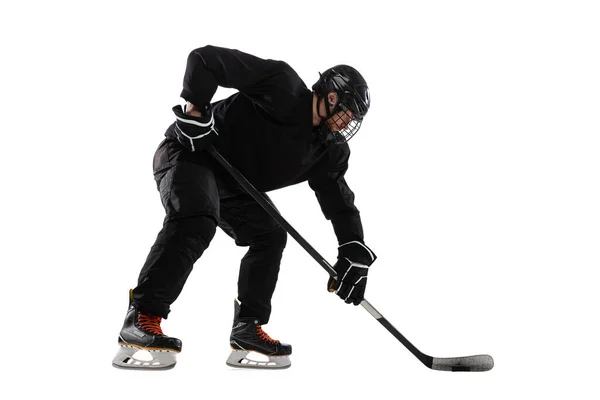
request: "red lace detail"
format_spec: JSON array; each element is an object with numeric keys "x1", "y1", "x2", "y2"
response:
[
  {"x1": 138, "y1": 313, "x2": 164, "y2": 336},
  {"x1": 256, "y1": 325, "x2": 280, "y2": 345}
]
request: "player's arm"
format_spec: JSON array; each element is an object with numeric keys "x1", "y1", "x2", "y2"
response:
[{"x1": 308, "y1": 146, "x2": 377, "y2": 305}]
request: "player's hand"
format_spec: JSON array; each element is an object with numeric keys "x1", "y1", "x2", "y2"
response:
[
  {"x1": 172, "y1": 104, "x2": 218, "y2": 152},
  {"x1": 327, "y1": 241, "x2": 377, "y2": 305}
]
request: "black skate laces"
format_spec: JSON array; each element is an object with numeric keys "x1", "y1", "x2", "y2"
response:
[
  {"x1": 256, "y1": 325, "x2": 279, "y2": 345},
  {"x1": 138, "y1": 313, "x2": 164, "y2": 336}
]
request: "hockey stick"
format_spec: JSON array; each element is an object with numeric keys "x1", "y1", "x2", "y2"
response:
[{"x1": 208, "y1": 147, "x2": 494, "y2": 372}]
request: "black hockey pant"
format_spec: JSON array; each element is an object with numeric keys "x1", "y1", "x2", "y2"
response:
[{"x1": 132, "y1": 139, "x2": 287, "y2": 324}]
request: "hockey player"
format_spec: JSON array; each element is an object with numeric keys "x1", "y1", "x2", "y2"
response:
[{"x1": 112, "y1": 46, "x2": 377, "y2": 370}]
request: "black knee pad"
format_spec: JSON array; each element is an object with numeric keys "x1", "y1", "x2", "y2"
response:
[
  {"x1": 157, "y1": 215, "x2": 217, "y2": 258},
  {"x1": 251, "y1": 225, "x2": 287, "y2": 252},
  {"x1": 270, "y1": 226, "x2": 288, "y2": 250}
]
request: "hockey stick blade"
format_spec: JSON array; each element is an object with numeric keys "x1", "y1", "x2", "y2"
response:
[
  {"x1": 431, "y1": 355, "x2": 494, "y2": 372},
  {"x1": 363, "y1": 300, "x2": 494, "y2": 372}
]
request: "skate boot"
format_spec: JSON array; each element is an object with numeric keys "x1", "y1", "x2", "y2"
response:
[
  {"x1": 112, "y1": 289, "x2": 182, "y2": 370},
  {"x1": 226, "y1": 298, "x2": 292, "y2": 369}
]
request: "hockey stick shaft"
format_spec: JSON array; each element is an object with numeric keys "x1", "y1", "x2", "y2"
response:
[{"x1": 208, "y1": 147, "x2": 493, "y2": 372}]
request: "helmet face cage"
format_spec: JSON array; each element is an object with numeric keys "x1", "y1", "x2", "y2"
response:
[{"x1": 328, "y1": 103, "x2": 362, "y2": 144}]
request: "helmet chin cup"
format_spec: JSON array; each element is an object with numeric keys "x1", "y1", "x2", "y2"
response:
[{"x1": 317, "y1": 123, "x2": 350, "y2": 146}]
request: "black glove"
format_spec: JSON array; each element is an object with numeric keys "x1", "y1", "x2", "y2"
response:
[
  {"x1": 172, "y1": 104, "x2": 218, "y2": 152},
  {"x1": 328, "y1": 241, "x2": 377, "y2": 305}
]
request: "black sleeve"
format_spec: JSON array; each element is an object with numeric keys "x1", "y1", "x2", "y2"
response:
[
  {"x1": 308, "y1": 144, "x2": 364, "y2": 245},
  {"x1": 180, "y1": 45, "x2": 303, "y2": 119}
]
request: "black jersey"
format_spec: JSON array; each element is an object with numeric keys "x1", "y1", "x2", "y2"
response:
[{"x1": 168, "y1": 45, "x2": 364, "y2": 244}]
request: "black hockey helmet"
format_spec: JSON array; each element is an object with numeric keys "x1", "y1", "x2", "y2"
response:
[{"x1": 312, "y1": 64, "x2": 370, "y2": 144}]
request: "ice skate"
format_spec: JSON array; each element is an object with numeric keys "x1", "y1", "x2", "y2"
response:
[
  {"x1": 226, "y1": 299, "x2": 292, "y2": 369},
  {"x1": 112, "y1": 290, "x2": 182, "y2": 370}
]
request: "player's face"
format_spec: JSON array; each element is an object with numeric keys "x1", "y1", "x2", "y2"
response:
[{"x1": 327, "y1": 108, "x2": 354, "y2": 132}]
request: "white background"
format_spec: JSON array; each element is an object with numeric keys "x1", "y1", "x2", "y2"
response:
[{"x1": 1, "y1": 0, "x2": 599, "y2": 398}]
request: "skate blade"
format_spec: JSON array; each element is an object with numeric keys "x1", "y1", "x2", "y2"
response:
[
  {"x1": 112, "y1": 345, "x2": 177, "y2": 370},
  {"x1": 226, "y1": 349, "x2": 291, "y2": 370}
]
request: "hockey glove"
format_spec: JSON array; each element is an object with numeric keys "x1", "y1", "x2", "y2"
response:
[
  {"x1": 172, "y1": 104, "x2": 218, "y2": 152},
  {"x1": 328, "y1": 241, "x2": 377, "y2": 305}
]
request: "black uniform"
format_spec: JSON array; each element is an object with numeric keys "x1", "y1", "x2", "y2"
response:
[{"x1": 133, "y1": 46, "x2": 364, "y2": 324}]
